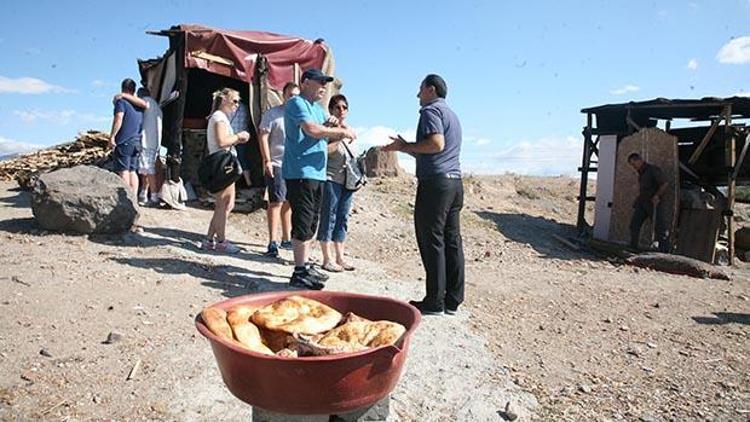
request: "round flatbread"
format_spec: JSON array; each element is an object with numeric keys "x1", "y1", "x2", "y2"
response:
[{"x1": 252, "y1": 295, "x2": 343, "y2": 335}]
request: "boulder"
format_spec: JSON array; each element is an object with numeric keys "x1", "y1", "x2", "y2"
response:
[
  {"x1": 31, "y1": 166, "x2": 139, "y2": 234},
  {"x1": 363, "y1": 147, "x2": 403, "y2": 178}
]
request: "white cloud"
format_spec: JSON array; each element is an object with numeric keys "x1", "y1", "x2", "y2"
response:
[
  {"x1": 476, "y1": 136, "x2": 582, "y2": 177},
  {"x1": 13, "y1": 109, "x2": 110, "y2": 125},
  {"x1": 687, "y1": 58, "x2": 699, "y2": 70},
  {"x1": 0, "y1": 75, "x2": 73, "y2": 94},
  {"x1": 351, "y1": 126, "x2": 579, "y2": 176},
  {"x1": 717, "y1": 36, "x2": 750, "y2": 64},
  {"x1": 735, "y1": 92, "x2": 750, "y2": 97},
  {"x1": 610, "y1": 84, "x2": 640, "y2": 95},
  {"x1": 0, "y1": 136, "x2": 43, "y2": 157},
  {"x1": 91, "y1": 80, "x2": 110, "y2": 87}
]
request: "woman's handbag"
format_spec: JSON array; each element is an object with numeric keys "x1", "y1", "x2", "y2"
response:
[
  {"x1": 342, "y1": 141, "x2": 367, "y2": 192},
  {"x1": 198, "y1": 149, "x2": 241, "y2": 194}
]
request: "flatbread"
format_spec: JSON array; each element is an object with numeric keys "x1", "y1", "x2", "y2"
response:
[
  {"x1": 226, "y1": 305, "x2": 274, "y2": 355},
  {"x1": 288, "y1": 312, "x2": 406, "y2": 356},
  {"x1": 316, "y1": 314, "x2": 406, "y2": 350},
  {"x1": 201, "y1": 307, "x2": 233, "y2": 341},
  {"x1": 252, "y1": 296, "x2": 343, "y2": 335}
]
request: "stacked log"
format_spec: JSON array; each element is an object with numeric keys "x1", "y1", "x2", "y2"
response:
[{"x1": 0, "y1": 131, "x2": 111, "y2": 189}]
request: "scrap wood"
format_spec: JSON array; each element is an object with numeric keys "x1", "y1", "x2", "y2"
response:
[
  {"x1": 0, "y1": 130, "x2": 111, "y2": 189},
  {"x1": 126, "y1": 358, "x2": 141, "y2": 381},
  {"x1": 41, "y1": 399, "x2": 68, "y2": 415},
  {"x1": 552, "y1": 234, "x2": 581, "y2": 251}
]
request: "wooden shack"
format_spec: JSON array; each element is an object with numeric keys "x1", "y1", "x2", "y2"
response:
[{"x1": 577, "y1": 97, "x2": 750, "y2": 264}]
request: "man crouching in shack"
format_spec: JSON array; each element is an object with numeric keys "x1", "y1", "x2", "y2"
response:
[{"x1": 382, "y1": 74, "x2": 465, "y2": 316}]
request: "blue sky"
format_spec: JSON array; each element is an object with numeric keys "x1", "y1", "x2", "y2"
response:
[{"x1": 1, "y1": 0, "x2": 749, "y2": 175}]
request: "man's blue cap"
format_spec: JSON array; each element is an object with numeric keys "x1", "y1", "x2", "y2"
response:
[{"x1": 301, "y1": 68, "x2": 334, "y2": 83}]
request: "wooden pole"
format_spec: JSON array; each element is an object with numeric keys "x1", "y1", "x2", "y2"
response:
[
  {"x1": 725, "y1": 106, "x2": 736, "y2": 265},
  {"x1": 689, "y1": 117, "x2": 722, "y2": 165},
  {"x1": 577, "y1": 113, "x2": 593, "y2": 232}
]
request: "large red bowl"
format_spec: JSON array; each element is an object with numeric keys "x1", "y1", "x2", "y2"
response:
[{"x1": 195, "y1": 291, "x2": 421, "y2": 415}]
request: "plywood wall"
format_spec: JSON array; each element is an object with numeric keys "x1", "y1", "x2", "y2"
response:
[{"x1": 608, "y1": 128, "x2": 680, "y2": 247}]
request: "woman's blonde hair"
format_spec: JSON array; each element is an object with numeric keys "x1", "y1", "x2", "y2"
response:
[{"x1": 210, "y1": 87, "x2": 240, "y2": 115}]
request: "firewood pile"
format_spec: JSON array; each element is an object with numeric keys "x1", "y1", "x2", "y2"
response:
[{"x1": 0, "y1": 131, "x2": 112, "y2": 189}]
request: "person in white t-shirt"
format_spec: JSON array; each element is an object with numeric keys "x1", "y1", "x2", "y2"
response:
[
  {"x1": 136, "y1": 87, "x2": 162, "y2": 206},
  {"x1": 201, "y1": 88, "x2": 250, "y2": 253},
  {"x1": 258, "y1": 81, "x2": 299, "y2": 258}
]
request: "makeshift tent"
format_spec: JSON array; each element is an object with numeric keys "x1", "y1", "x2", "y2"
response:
[
  {"x1": 137, "y1": 24, "x2": 338, "y2": 189},
  {"x1": 577, "y1": 97, "x2": 750, "y2": 264}
]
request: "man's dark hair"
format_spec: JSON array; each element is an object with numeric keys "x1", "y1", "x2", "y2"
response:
[
  {"x1": 137, "y1": 87, "x2": 150, "y2": 97},
  {"x1": 121, "y1": 78, "x2": 136, "y2": 94},
  {"x1": 627, "y1": 152, "x2": 642, "y2": 162},
  {"x1": 423, "y1": 74, "x2": 447, "y2": 99},
  {"x1": 282, "y1": 82, "x2": 299, "y2": 95}
]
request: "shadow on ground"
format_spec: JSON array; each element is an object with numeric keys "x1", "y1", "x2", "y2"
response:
[
  {"x1": 475, "y1": 211, "x2": 587, "y2": 260},
  {"x1": 692, "y1": 312, "x2": 750, "y2": 326},
  {"x1": 89, "y1": 226, "x2": 289, "y2": 264},
  {"x1": 0, "y1": 217, "x2": 45, "y2": 235},
  {"x1": 0, "y1": 189, "x2": 30, "y2": 209},
  {"x1": 111, "y1": 256, "x2": 299, "y2": 297}
]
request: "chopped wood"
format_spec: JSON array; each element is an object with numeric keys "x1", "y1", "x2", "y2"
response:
[
  {"x1": 126, "y1": 358, "x2": 141, "y2": 381},
  {"x1": 0, "y1": 131, "x2": 111, "y2": 189}
]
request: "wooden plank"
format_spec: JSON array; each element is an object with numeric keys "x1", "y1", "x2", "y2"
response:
[
  {"x1": 577, "y1": 114, "x2": 593, "y2": 231},
  {"x1": 688, "y1": 118, "x2": 721, "y2": 164},
  {"x1": 725, "y1": 106, "x2": 736, "y2": 265},
  {"x1": 675, "y1": 209, "x2": 721, "y2": 263}
]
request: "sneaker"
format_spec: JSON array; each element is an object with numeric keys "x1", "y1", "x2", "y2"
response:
[
  {"x1": 289, "y1": 270, "x2": 325, "y2": 290},
  {"x1": 280, "y1": 240, "x2": 293, "y2": 250},
  {"x1": 200, "y1": 239, "x2": 216, "y2": 251},
  {"x1": 306, "y1": 264, "x2": 330, "y2": 282},
  {"x1": 138, "y1": 192, "x2": 147, "y2": 205},
  {"x1": 444, "y1": 306, "x2": 458, "y2": 316},
  {"x1": 215, "y1": 240, "x2": 241, "y2": 254},
  {"x1": 263, "y1": 241, "x2": 279, "y2": 258},
  {"x1": 409, "y1": 300, "x2": 443, "y2": 316}
]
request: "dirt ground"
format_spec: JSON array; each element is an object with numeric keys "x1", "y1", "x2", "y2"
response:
[{"x1": 0, "y1": 174, "x2": 748, "y2": 421}]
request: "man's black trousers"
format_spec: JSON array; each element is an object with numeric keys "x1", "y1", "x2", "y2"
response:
[{"x1": 414, "y1": 177, "x2": 465, "y2": 310}]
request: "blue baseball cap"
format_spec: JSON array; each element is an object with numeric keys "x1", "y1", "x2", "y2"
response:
[{"x1": 301, "y1": 68, "x2": 334, "y2": 83}]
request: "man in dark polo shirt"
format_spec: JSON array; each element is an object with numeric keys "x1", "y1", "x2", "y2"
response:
[
  {"x1": 382, "y1": 74, "x2": 464, "y2": 316},
  {"x1": 628, "y1": 153, "x2": 670, "y2": 252}
]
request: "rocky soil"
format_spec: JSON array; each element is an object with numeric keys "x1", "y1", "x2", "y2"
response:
[{"x1": 0, "y1": 174, "x2": 748, "y2": 421}]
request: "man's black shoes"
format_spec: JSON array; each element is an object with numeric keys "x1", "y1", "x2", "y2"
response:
[{"x1": 409, "y1": 300, "x2": 444, "y2": 316}]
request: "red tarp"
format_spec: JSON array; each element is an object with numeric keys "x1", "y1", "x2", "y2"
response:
[{"x1": 180, "y1": 24, "x2": 328, "y2": 91}]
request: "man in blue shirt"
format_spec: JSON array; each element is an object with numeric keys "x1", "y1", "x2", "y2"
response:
[
  {"x1": 283, "y1": 69, "x2": 356, "y2": 289},
  {"x1": 383, "y1": 74, "x2": 465, "y2": 316},
  {"x1": 109, "y1": 78, "x2": 148, "y2": 196}
]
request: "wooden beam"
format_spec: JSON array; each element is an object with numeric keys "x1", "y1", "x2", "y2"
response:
[
  {"x1": 725, "y1": 106, "x2": 735, "y2": 265},
  {"x1": 688, "y1": 118, "x2": 721, "y2": 164},
  {"x1": 679, "y1": 162, "x2": 700, "y2": 179},
  {"x1": 626, "y1": 113, "x2": 641, "y2": 132},
  {"x1": 577, "y1": 113, "x2": 593, "y2": 231}
]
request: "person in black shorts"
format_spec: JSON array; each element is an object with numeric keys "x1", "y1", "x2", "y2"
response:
[{"x1": 282, "y1": 69, "x2": 356, "y2": 289}]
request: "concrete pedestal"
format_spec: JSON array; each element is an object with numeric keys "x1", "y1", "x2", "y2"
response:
[{"x1": 252, "y1": 396, "x2": 390, "y2": 422}]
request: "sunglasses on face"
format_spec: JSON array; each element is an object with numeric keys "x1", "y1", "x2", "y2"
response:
[
  {"x1": 231, "y1": 99, "x2": 240, "y2": 105},
  {"x1": 334, "y1": 104, "x2": 348, "y2": 110}
]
